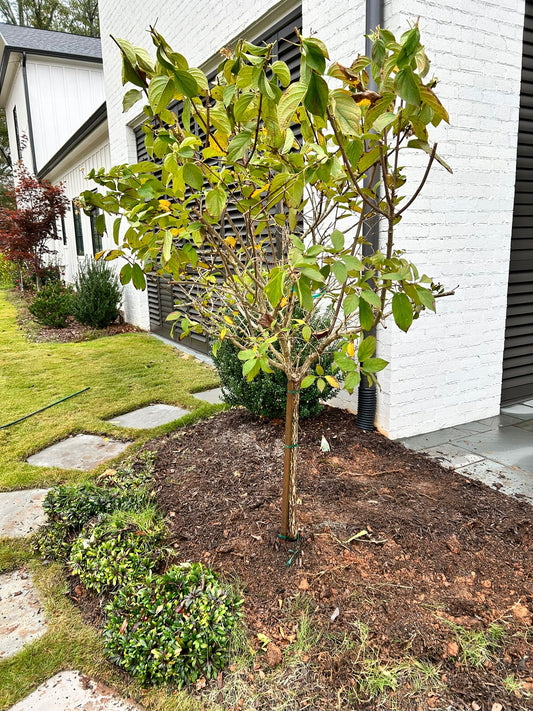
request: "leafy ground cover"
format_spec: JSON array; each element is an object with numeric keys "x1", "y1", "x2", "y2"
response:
[{"x1": 0, "y1": 288, "x2": 219, "y2": 491}]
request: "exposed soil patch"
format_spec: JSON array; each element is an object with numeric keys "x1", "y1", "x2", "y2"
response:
[{"x1": 144, "y1": 407, "x2": 533, "y2": 710}]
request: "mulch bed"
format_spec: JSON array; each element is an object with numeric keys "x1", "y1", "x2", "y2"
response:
[
  {"x1": 143, "y1": 407, "x2": 533, "y2": 710},
  {"x1": 11, "y1": 290, "x2": 138, "y2": 342}
]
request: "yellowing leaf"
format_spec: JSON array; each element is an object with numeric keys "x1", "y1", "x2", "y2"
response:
[
  {"x1": 224, "y1": 236, "x2": 237, "y2": 249},
  {"x1": 325, "y1": 375, "x2": 340, "y2": 388},
  {"x1": 158, "y1": 199, "x2": 171, "y2": 210},
  {"x1": 346, "y1": 341, "x2": 355, "y2": 357},
  {"x1": 356, "y1": 98, "x2": 371, "y2": 106},
  {"x1": 224, "y1": 314, "x2": 234, "y2": 325}
]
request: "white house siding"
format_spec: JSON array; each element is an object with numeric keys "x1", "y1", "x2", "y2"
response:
[
  {"x1": 46, "y1": 132, "x2": 110, "y2": 283},
  {"x1": 98, "y1": 0, "x2": 525, "y2": 438},
  {"x1": 4, "y1": 63, "x2": 33, "y2": 170},
  {"x1": 25, "y1": 56, "x2": 105, "y2": 172}
]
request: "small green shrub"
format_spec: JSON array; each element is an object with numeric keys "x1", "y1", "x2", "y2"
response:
[
  {"x1": 28, "y1": 281, "x2": 74, "y2": 327},
  {"x1": 33, "y1": 481, "x2": 151, "y2": 560},
  {"x1": 73, "y1": 258, "x2": 122, "y2": 328},
  {"x1": 213, "y1": 311, "x2": 338, "y2": 419},
  {"x1": 104, "y1": 563, "x2": 243, "y2": 687},
  {"x1": 69, "y1": 509, "x2": 165, "y2": 594}
]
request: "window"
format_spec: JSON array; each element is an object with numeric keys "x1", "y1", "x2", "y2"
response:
[
  {"x1": 72, "y1": 201, "x2": 84, "y2": 256},
  {"x1": 13, "y1": 106, "x2": 22, "y2": 160},
  {"x1": 90, "y1": 208, "x2": 103, "y2": 255}
]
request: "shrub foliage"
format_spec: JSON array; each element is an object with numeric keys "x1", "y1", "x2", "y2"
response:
[
  {"x1": 28, "y1": 280, "x2": 74, "y2": 328},
  {"x1": 104, "y1": 563, "x2": 243, "y2": 687},
  {"x1": 73, "y1": 258, "x2": 122, "y2": 328}
]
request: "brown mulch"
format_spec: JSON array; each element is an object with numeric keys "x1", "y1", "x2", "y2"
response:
[{"x1": 142, "y1": 407, "x2": 533, "y2": 710}]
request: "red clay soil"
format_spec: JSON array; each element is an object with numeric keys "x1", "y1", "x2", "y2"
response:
[{"x1": 144, "y1": 407, "x2": 533, "y2": 710}]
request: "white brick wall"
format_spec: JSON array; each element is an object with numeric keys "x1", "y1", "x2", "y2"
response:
[{"x1": 97, "y1": 0, "x2": 526, "y2": 438}]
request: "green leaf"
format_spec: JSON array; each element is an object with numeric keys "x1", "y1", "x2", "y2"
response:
[
  {"x1": 148, "y1": 75, "x2": 175, "y2": 113},
  {"x1": 206, "y1": 186, "x2": 227, "y2": 218},
  {"x1": 407, "y1": 139, "x2": 453, "y2": 173},
  {"x1": 362, "y1": 357, "x2": 388, "y2": 373},
  {"x1": 302, "y1": 325, "x2": 311, "y2": 342},
  {"x1": 343, "y1": 293, "x2": 359, "y2": 316},
  {"x1": 264, "y1": 268, "x2": 285, "y2": 307},
  {"x1": 330, "y1": 229, "x2": 344, "y2": 251},
  {"x1": 316, "y1": 377, "x2": 326, "y2": 393},
  {"x1": 416, "y1": 285, "x2": 436, "y2": 312},
  {"x1": 303, "y1": 38, "x2": 327, "y2": 74},
  {"x1": 272, "y1": 60, "x2": 291, "y2": 87},
  {"x1": 360, "y1": 290, "x2": 381, "y2": 308},
  {"x1": 294, "y1": 278, "x2": 313, "y2": 310},
  {"x1": 357, "y1": 335, "x2": 376, "y2": 361},
  {"x1": 332, "y1": 261, "x2": 347, "y2": 284},
  {"x1": 394, "y1": 66, "x2": 420, "y2": 105},
  {"x1": 397, "y1": 26, "x2": 420, "y2": 68},
  {"x1": 343, "y1": 370, "x2": 361, "y2": 393},
  {"x1": 392, "y1": 292, "x2": 413, "y2": 331},
  {"x1": 131, "y1": 263, "x2": 146, "y2": 290},
  {"x1": 119, "y1": 263, "x2": 132, "y2": 285},
  {"x1": 357, "y1": 145, "x2": 381, "y2": 174},
  {"x1": 122, "y1": 88, "x2": 142, "y2": 112},
  {"x1": 278, "y1": 82, "x2": 307, "y2": 130},
  {"x1": 243, "y1": 358, "x2": 258, "y2": 376},
  {"x1": 304, "y1": 72, "x2": 329, "y2": 117},
  {"x1": 174, "y1": 69, "x2": 198, "y2": 98},
  {"x1": 372, "y1": 111, "x2": 397, "y2": 133},
  {"x1": 334, "y1": 351, "x2": 357, "y2": 372},
  {"x1": 345, "y1": 138, "x2": 364, "y2": 166},
  {"x1": 359, "y1": 299, "x2": 373, "y2": 330},
  {"x1": 162, "y1": 230, "x2": 173, "y2": 263},
  {"x1": 301, "y1": 375, "x2": 315, "y2": 389},
  {"x1": 298, "y1": 266, "x2": 325, "y2": 283},
  {"x1": 234, "y1": 93, "x2": 255, "y2": 122},
  {"x1": 330, "y1": 89, "x2": 361, "y2": 135},
  {"x1": 419, "y1": 84, "x2": 449, "y2": 123},
  {"x1": 227, "y1": 130, "x2": 253, "y2": 162},
  {"x1": 183, "y1": 163, "x2": 203, "y2": 190}
]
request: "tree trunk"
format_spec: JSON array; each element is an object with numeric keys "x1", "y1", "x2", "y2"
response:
[{"x1": 280, "y1": 378, "x2": 300, "y2": 540}]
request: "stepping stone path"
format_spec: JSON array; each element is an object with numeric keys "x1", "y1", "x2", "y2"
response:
[
  {"x1": 0, "y1": 489, "x2": 48, "y2": 537},
  {"x1": 107, "y1": 403, "x2": 188, "y2": 429},
  {"x1": 0, "y1": 569, "x2": 47, "y2": 658},
  {"x1": 8, "y1": 670, "x2": 144, "y2": 710},
  {"x1": 193, "y1": 387, "x2": 223, "y2": 404},
  {"x1": 27, "y1": 434, "x2": 130, "y2": 471}
]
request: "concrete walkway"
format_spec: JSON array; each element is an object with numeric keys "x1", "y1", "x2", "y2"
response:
[{"x1": 400, "y1": 401, "x2": 533, "y2": 504}]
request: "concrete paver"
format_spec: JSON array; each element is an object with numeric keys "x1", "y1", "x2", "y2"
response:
[
  {"x1": 0, "y1": 489, "x2": 49, "y2": 538},
  {"x1": 0, "y1": 569, "x2": 46, "y2": 658},
  {"x1": 419, "y1": 443, "x2": 485, "y2": 469},
  {"x1": 8, "y1": 670, "x2": 144, "y2": 710},
  {"x1": 455, "y1": 459, "x2": 533, "y2": 504},
  {"x1": 193, "y1": 387, "x2": 223, "y2": 404},
  {"x1": 27, "y1": 434, "x2": 130, "y2": 471},
  {"x1": 107, "y1": 403, "x2": 188, "y2": 429},
  {"x1": 454, "y1": 426, "x2": 533, "y2": 473}
]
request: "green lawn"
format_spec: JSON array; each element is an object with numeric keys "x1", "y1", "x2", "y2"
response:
[{"x1": 0, "y1": 289, "x2": 220, "y2": 491}]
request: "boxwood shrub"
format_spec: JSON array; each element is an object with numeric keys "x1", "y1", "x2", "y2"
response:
[
  {"x1": 103, "y1": 563, "x2": 243, "y2": 687},
  {"x1": 212, "y1": 310, "x2": 338, "y2": 419}
]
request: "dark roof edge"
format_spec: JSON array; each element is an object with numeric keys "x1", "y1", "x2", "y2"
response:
[
  {"x1": 0, "y1": 46, "x2": 102, "y2": 94},
  {"x1": 37, "y1": 102, "x2": 107, "y2": 179}
]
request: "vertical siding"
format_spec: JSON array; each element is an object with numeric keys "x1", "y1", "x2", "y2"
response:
[{"x1": 26, "y1": 56, "x2": 105, "y2": 172}]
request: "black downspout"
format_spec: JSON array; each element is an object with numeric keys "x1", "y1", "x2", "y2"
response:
[
  {"x1": 356, "y1": 0, "x2": 384, "y2": 431},
  {"x1": 21, "y1": 52, "x2": 37, "y2": 175}
]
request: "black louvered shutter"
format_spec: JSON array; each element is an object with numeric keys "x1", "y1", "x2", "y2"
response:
[
  {"x1": 502, "y1": 1, "x2": 533, "y2": 403},
  {"x1": 135, "y1": 7, "x2": 302, "y2": 351}
]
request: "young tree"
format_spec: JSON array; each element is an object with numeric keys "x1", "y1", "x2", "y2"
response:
[
  {"x1": 81, "y1": 25, "x2": 452, "y2": 540},
  {"x1": 0, "y1": 163, "x2": 68, "y2": 289}
]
